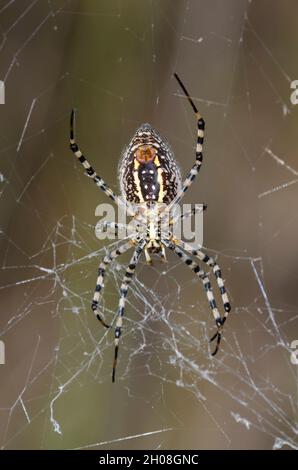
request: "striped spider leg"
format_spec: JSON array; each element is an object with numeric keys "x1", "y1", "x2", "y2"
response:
[
  {"x1": 112, "y1": 239, "x2": 146, "y2": 382},
  {"x1": 173, "y1": 239, "x2": 231, "y2": 314},
  {"x1": 168, "y1": 203, "x2": 207, "y2": 230},
  {"x1": 92, "y1": 240, "x2": 135, "y2": 328},
  {"x1": 96, "y1": 221, "x2": 136, "y2": 239},
  {"x1": 164, "y1": 73, "x2": 205, "y2": 216},
  {"x1": 162, "y1": 239, "x2": 226, "y2": 355},
  {"x1": 70, "y1": 109, "x2": 135, "y2": 217},
  {"x1": 179, "y1": 203, "x2": 207, "y2": 220},
  {"x1": 162, "y1": 75, "x2": 230, "y2": 353},
  {"x1": 171, "y1": 238, "x2": 231, "y2": 352},
  {"x1": 91, "y1": 236, "x2": 146, "y2": 381}
]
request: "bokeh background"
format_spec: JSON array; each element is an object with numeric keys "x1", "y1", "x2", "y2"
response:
[{"x1": 0, "y1": 0, "x2": 298, "y2": 450}]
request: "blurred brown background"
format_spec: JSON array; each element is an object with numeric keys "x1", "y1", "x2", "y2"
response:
[{"x1": 0, "y1": 0, "x2": 297, "y2": 450}]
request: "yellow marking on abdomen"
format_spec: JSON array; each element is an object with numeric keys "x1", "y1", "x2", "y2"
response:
[
  {"x1": 154, "y1": 155, "x2": 166, "y2": 203},
  {"x1": 133, "y1": 159, "x2": 144, "y2": 202}
]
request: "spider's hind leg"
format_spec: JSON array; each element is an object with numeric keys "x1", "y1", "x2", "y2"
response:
[
  {"x1": 112, "y1": 240, "x2": 146, "y2": 382},
  {"x1": 209, "y1": 317, "x2": 226, "y2": 356},
  {"x1": 201, "y1": 273, "x2": 226, "y2": 356},
  {"x1": 173, "y1": 239, "x2": 231, "y2": 316},
  {"x1": 92, "y1": 241, "x2": 134, "y2": 328},
  {"x1": 163, "y1": 239, "x2": 227, "y2": 356}
]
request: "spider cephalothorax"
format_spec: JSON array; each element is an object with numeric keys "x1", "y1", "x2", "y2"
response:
[
  {"x1": 70, "y1": 73, "x2": 231, "y2": 382},
  {"x1": 119, "y1": 123, "x2": 181, "y2": 205}
]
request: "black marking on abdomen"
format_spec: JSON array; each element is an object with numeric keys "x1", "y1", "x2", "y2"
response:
[{"x1": 138, "y1": 162, "x2": 160, "y2": 201}]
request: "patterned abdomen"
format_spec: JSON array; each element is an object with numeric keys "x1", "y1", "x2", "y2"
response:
[
  {"x1": 138, "y1": 161, "x2": 160, "y2": 202},
  {"x1": 118, "y1": 123, "x2": 181, "y2": 205}
]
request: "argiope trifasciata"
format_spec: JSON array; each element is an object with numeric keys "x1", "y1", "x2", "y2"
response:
[{"x1": 69, "y1": 73, "x2": 231, "y2": 381}]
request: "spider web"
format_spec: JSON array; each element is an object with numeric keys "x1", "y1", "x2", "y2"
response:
[{"x1": 0, "y1": 0, "x2": 297, "y2": 450}]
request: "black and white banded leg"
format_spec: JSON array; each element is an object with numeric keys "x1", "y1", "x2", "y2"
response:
[
  {"x1": 92, "y1": 241, "x2": 134, "y2": 328},
  {"x1": 70, "y1": 110, "x2": 135, "y2": 216},
  {"x1": 173, "y1": 204, "x2": 207, "y2": 224},
  {"x1": 96, "y1": 221, "x2": 136, "y2": 239},
  {"x1": 112, "y1": 240, "x2": 146, "y2": 382},
  {"x1": 163, "y1": 240, "x2": 225, "y2": 355},
  {"x1": 173, "y1": 239, "x2": 231, "y2": 318},
  {"x1": 180, "y1": 204, "x2": 207, "y2": 219},
  {"x1": 168, "y1": 204, "x2": 207, "y2": 227},
  {"x1": 166, "y1": 74, "x2": 205, "y2": 213}
]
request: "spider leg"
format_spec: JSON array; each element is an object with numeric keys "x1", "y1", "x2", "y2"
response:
[
  {"x1": 70, "y1": 110, "x2": 135, "y2": 216},
  {"x1": 160, "y1": 245, "x2": 167, "y2": 262},
  {"x1": 180, "y1": 203, "x2": 207, "y2": 221},
  {"x1": 167, "y1": 204, "x2": 207, "y2": 228},
  {"x1": 112, "y1": 240, "x2": 146, "y2": 382},
  {"x1": 144, "y1": 248, "x2": 153, "y2": 265},
  {"x1": 209, "y1": 327, "x2": 223, "y2": 356},
  {"x1": 163, "y1": 239, "x2": 225, "y2": 356},
  {"x1": 92, "y1": 241, "x2": 134, "y2": 328},
  {"x1": 165, "y1": 74, "x2": 205, "y2": 213},
  {"x1": 96, "y1": 221, "x2": 135, "y2": 239},
  {"x1": 173, "y1": 239, "x2": 231, "y2": 318}
]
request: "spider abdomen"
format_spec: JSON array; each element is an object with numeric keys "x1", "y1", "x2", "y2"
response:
[
  {"x1": 138, "y1": 162, "x2": 160, "y2": 202},
  {"x1": 119, "y1": 123, "x2": 181, "y2": 205}
]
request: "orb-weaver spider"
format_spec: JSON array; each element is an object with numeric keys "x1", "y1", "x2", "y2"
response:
[{"x1": 70, "y1": 73, "x2": 231, "y2": 382}]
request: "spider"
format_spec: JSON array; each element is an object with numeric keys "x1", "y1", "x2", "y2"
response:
[{"x1": 69, "y1": 73, "x2": 231, "y2": 382}]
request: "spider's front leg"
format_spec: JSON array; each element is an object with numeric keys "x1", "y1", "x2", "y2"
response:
[
  {"x1": 69, "y1": 110, "x2": 135, "y2": 216},
  {"x1": 165, "y1": 74, "x2": 205, "y2": 214},
  {"x1": 112, "y1": 239, "x2": 146, "y2": 382},
  {"x1": 163, "y1": 239, "x2": 225, "y2": 356}
]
